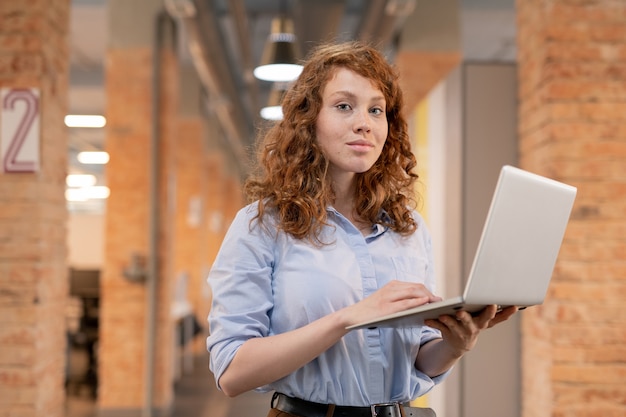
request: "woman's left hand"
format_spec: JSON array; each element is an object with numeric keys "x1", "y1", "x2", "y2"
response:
[{"x1": 424, "y1": 305, "x2": 518, "y2": 356}]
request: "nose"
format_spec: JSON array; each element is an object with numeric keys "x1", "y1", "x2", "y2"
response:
[{"x1": 354, "y1": 111, "x2": 371, "y2": 133}]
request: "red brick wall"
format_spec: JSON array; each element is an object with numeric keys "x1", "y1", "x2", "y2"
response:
[
  {"x1": 173, "y1": 117, "x2": 205, "y2": 323},
  {"x1": 517, "y1": 1, "x2": 626, "y2": 416},
  {"x1": 173, "y1": 118, "x2": 238, "y2": 354},
  {"x1": 100, "y1": 46, "x2": 153, "y2": 409},
  {"x1": 100, "y1": 43, "x2": 181, "y2": 412},
  {"x1": 0, "y1": 1, "x2": 70, "y2": 416}
]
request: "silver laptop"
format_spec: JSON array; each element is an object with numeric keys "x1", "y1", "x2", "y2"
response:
[{"x1": 347, "y1": 165, "x2": 577, "y2": 330}]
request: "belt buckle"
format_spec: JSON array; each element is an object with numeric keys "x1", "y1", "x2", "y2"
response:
[{"x1": 370, "y1": 402, "x2": 401, "y2": 417}]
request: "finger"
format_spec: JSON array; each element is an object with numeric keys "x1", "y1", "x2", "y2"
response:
[
  {"x1": 393, "y1": 296, "x2": 431, "y2": 311},
  {"x1": 482, "y1": 304, "x2": 499, "y2": 318},
  {"x1": 390, "y1": 282, "x2": 441, "y2": 304},
  {"x1": 501, "y1": 305, "x2": 518, "y2": 317},
  {"x1": 424, "y1": 319, "x2": 445, "y2": 332},
  {"x1": 438, "y1": 314, "x2": 464, "y2": 331},
  {"x1": 488, "y1": 306, "x2": 518, "y2": 328},
  {"x1": 425, "y1": 314, "x2": 456, "y2": 328},
  {"x1": 456, "y1": 311, "x2": 475, "y2": 327},
  {"x1": 470, "y1": 305, "x2": 497, "y2": 329},
  {"x1": 403, "y1": 285, "x2": 438, "y2": 301}
]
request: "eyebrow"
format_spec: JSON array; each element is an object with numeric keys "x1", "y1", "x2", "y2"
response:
[{"x1": 328, "y1": 90, "x2": 386, "y2": 103}]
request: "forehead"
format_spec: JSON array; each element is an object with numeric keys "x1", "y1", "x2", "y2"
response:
[{"x1": 322, "y1": 67, "x2": 384, "y2": 97}]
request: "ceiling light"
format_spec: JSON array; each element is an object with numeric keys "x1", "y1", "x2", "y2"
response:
[
  {"x1": 253, "y1": 17, "x2": 303, "y2": 82},
  {"x1": 65, "y1": 188, "x2": 89, "y2": 202},
  {"x1": 65, "y1": 114, "x2": 106, "y2": 128},
  {"x1": 260, "y1": 85, "x2": 288, "y2": 121},
  {"x1": 260, "y1": 105, "x2": 283, "y2": 121},
  {"x1": 86, "y1": 186, "x2": 110, "y2": 199},
  {"x1": 66, "y1": 174, "x2": 97, "y2": 188},
  {"x1": 77, "y1": 151, "x2": 109, "y2": 164},
  {"x1": 65, "y1": 186, "x2": 110, "y2": 202}
]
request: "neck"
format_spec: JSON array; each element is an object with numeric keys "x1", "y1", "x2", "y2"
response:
[
  {"x1": 328, "y1": 172, "x2": 370, "y2": 229},
  {"x1": 329, "y1": 175, "x2": 355, "y2": 216},
  {"x1": 331, "y1": 183, "x2": 371, "y2": 231}
]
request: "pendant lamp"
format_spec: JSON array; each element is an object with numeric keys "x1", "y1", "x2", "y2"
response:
[
  {"x1": 253, "y1": 16, "x2": 303, "y2": 82},
  {"x1": 260, "y1": 83, "x2": 289, "y2": 121}
]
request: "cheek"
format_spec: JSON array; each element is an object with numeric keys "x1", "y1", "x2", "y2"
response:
[
  {"x1": 380, "y1": 121, "x2": 389, "y2": 139},
  {"x1": 376, "y1": 125, "x2": 389, "y2": 147},
  {"x1": 315, "y1": 121, "x2": 341, "y2": 152}
]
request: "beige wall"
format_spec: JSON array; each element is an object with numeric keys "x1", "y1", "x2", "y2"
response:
[{"x1": 460, "y1": 63, "x2": 519, "y2": 417}]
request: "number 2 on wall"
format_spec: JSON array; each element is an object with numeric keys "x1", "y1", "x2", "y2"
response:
[{"x1": 1, "y1": 88, "x2": 40, "y2": 173}]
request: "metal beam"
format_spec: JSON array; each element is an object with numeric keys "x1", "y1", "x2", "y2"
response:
[{"x1": 166, "y1": 0, "x2": 254, "y2": 173}]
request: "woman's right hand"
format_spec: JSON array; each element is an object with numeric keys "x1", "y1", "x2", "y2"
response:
[{"x1": 341, "y1": 280, "x2": 442, "y2": 328}]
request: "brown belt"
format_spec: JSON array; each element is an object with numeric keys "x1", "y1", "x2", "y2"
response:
[{"x1": 272, "y1": 392, "x2": 436, "y2": 417}]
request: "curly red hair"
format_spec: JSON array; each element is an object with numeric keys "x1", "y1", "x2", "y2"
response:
[{"x1": 245, "y1": 41, "x2": 420, "y2": 243}]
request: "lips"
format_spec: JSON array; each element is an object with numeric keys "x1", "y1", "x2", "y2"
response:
[{"x1": 347, "y1": 139, "x2": 374, "y2": 151}]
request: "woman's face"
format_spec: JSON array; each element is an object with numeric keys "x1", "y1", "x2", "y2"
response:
[{"x1": 315, "y1": 67, "x2": 388, "y2": 184}]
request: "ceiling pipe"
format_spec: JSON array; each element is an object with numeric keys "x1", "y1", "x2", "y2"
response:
[
  {"x1": 165, "y1": 0, "x2": 252, "y2": 175},
  {"x1": 355, "y1": 0, "x2": 416, "y2": 52},
  {"x1": 292, "y1": 0, "x2": 346, "y2": 57},
  {"x1": 355, "y1": 0, "x2": 387, "y2": 43},
  {"x1": 227, "y1": 0, "x2": 260, "y2": 112}
]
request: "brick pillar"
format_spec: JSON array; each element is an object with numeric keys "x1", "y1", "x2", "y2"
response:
[
  {"x1": 517, "y1": 1, "x2": 626, "y2": 416},
  {"x1": 174, "y1": 68, "x2": 241, "y2": 354},
  {"x1": 173, "y1": 115, "x2": 205, "y2": 353},
  {"x1": 0, "y1": 1, "x2": 70, "y2": 416},
  {"x1": 100, "y1": 44, "x2": 152, "y2": 413},
  {"x1": 99, "y1": 0, "x2": 178, "y2": 414},
  {"x1": 194, "y1": 115, "x2": 244, "y2": 351},
  {"x1": 220, "y1": 167, "x2": 244, "y2": 228},
  {"x1": 202, "y1": 115, "x2": 244, "y2": 307},
  {"x1": 202, "y1": 152, "x2": 225, "y2": 280}
]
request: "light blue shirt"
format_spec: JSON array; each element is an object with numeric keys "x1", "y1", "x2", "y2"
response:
[{"x1": 206, "y1": 202, "x2": 447, "y2": 406}]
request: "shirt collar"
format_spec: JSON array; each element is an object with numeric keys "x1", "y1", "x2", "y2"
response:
[{"x1": 326, "y1": 206, "x2": 390, "y2": 237}]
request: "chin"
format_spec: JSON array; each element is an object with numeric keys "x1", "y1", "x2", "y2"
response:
[{"x1": 357, "y1": 159, "x2": 379, "y2": 172}]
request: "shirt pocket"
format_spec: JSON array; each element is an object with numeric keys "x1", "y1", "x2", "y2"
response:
[{"x1": 391, "y1": 256, "x2": 429, "y2": 284}]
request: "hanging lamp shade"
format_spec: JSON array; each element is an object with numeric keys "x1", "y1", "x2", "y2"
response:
[
  {"x1": 260, "y1": 85, "x2": 288, "y2": 121},
  {"x1": 253, "y1": 16, "x2": 303, "y2": 82}
]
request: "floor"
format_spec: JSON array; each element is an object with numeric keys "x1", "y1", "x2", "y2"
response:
[{"x1": 65, "y1": 354, "x2": 273, "y2": 417}]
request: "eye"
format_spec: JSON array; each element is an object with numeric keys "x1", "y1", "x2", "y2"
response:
[
  {"x1": 336, "y1": 103, "x2": 352, "y2": 111},
  {"x1": 370, "y1": 107, "x2": 384, "y2": 116}
]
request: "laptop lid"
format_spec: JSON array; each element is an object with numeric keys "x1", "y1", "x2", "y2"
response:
[
  {"x1": 461, "y1": 165, "x2": 577, "y2": 306},
  {"x1": 346, "y1": 165, "x2": 577, "y2": 329}
]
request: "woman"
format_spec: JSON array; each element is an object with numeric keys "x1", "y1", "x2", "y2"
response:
[{"x1": 206, "y1": 41, "x2": 516, "y2": 417}]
